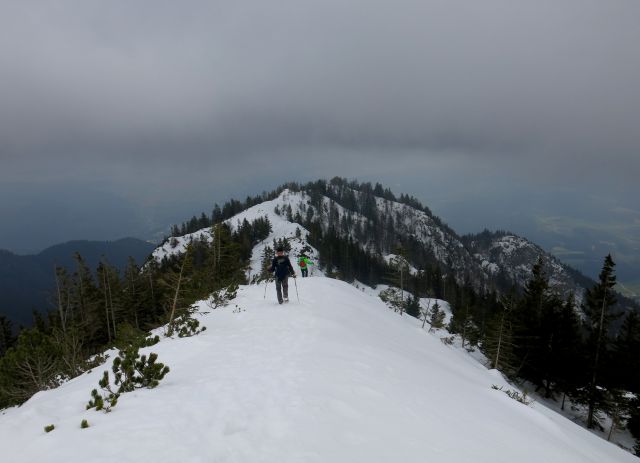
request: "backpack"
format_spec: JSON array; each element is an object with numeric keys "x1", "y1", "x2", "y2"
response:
[{"x1": 299, "y1": 259, "x2": 307, "y2": 268}]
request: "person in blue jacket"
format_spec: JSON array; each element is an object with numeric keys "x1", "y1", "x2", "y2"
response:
[{"x1": 268, "y1": 246, "x2": 296, "y2": 304}]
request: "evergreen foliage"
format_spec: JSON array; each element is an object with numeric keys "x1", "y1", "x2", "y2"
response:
[
  {"x1": 0, "y1": 328, "x2": 62, "y2": 407},
  {"x1": 491, "y1": 385, "x2": 532, "y2": 405},
  {"x1": 1, "y1": 212, "x2": 251, "y2": 409},
  {"x1": 404, "y1": 295, "x2": 421, "y2": 318},
  {"x1": 167, "y1": 306, "x2": 206, "y2": 338},
  {"x1": 205, "y1": 284, "x2": 239, "y2": 311},
  {"x1": 427, "y1": 301, "x2": 447, "y2": 332},
  {"x1": 87, "y1": 346, "x2": 170, "y2": 413},
  {"x1": 0, "y1": 315, "x2": 15, "y2": 356},
  {"x1": 482, "y1": 294, "x2": 519, "y2": 374},
  {"x1": 579, "y1": 254, "x2": 620, "y2": 429},
  {"x1": 4, "y1": 178, "x2": 640, "y2": 443}
]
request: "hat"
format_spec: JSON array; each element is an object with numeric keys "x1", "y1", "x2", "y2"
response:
[{"x1": 276, "y1": 246, "x2": 284, "y2": 252}]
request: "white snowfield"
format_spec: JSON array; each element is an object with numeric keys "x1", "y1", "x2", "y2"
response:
[{"x1": 1, "y1": 277, "x2": 636, "y2": 463}]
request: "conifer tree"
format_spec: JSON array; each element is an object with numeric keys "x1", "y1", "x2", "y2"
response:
[
  {"x1": 72, "y1": 253, "x2": 100, "y2": 336},
  {"x1": 512, "y1": 258, "x2": 552, "y2": 384},
  {"x1": 387, "y1": 252, "x2": 410, "y2": 315},
  {"x1": 611, "y1": 311, "x2": 640, "y2": 392},
  {"x1": 554, "y1": 294, "x2": 583, "y2": 409},
  {"x1": 259, "y1": 246, "x2": 275, "y2": 282},
  {"x1": 0, "y1": 315, "x2": 14, "y2": 357},
  {"x1": 404, "y1": 294, "x2": 421, "y2": 318},
  {"x1": 449, "y1": 303, "x2": 476, "y2": 347},
  {"x1": 161, "y1": 248, "x2": 194, "y2": 336},
  {"x1": 581, "y1": 254, "x2": 618, "y2": 429},
  {"x1": 427, "y1": 301, "x2": 446, "y2": 332},
  {"x1": 0, "y1": 328, "x2": 60, "y2": 405},
  {"x1": 122, "y1": 257, "x2": 143, "y2": 329},
  {"x1": 482, "y1": 294, "x2": 519, "y2": 373}
]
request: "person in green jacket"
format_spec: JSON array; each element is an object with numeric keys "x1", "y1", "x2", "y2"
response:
[{"x1": 298, "y1": 255, "x2": 313, "y2": 277}]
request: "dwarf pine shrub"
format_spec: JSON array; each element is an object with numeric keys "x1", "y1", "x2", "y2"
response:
[
  {"x1": 87, "y1": 346, "x2": 169, "y2": 413},
  {"x1": 492, "y1": 385, "x2": 532, "y2": 405}
]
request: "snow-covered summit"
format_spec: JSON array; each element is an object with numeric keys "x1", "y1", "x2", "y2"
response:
[
  {"x1": 151, "y1": 189, "x2": 322, "y2": 278},
  {"x1": 0, "y1": 277, "x2": 634, "y2": 463},
  {"x1": 150, "y1": 186, "x2": 591, "y2": 301}
]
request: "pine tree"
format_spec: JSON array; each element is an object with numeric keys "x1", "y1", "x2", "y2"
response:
[
  {"x1": 581, "y1": 254, "x2": 618, "y2": 429},
  {"x1": 482, "y1": 294, "x2": 519, "y2": 373},
  {"x1": 512, "y1": 258, "x2": 552, "y2": 385},
  {"x1": 386, "y1": 252, "x2": 410, "y2": 315},
  {"x1": 554, "y1": 294, "x2": 583, "y2": 409},
  {"x1": 449, "y1": 302, "x2": 476, "y2": 347},
  {"x1": 259, "y1": 246, "x2": 275, "y2": 282},
  {"x1": 96, "y1": 261, "x2": 121, "y2": 344},
  {"x1": 122, "y1": 257, "x2": 142, "y2": 330},
  {"x1": 611, "y1": 311, "x2": 640, "y2": 392},
  {"x1": 404, "y1": 294, "x2": 421, "y2": 318},
  {"x1": 72, "y1": 253, "x2": 100, "y2": 342},
  {"x1": 0, "y1": 328, "x2": 61, "y2": 406},
  {"x1": 0, "y1": 315, "x2": 14, "y2": 357},
  {"x1": 427, "y1": 301, "x2": 446, "y2": 332},
  {"x1": 627, "y1": 397, "x2": 640, "y2": 455},
  {"x1": 161, "y1": 249, "x2": 194, "y2": 336}
]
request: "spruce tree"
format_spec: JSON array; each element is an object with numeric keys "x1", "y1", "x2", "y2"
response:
[
  {"x1": 554, "y1": 294, "x2": 583, "y2": 409},
  {"x1": 513, "y1": 258, "x2": 552, "y2": 386},
  {"x1": 428, "y1": 301, "x2": 446, "y2": 332},
  {"x1": 404, "y1": 294, "x2": 421, "y2": 318},
  {"x1": 0, "y1": 328, "x2": 61, "y2": 406},
  {"x1": 611, "y1": 311, "x2": 640, "y2": 392},
  {"x1": 0, "y1": 315, "x2": 14, "y2": 357},
  {"x1": 581, "y1": 254, "x2": 618, "y2": 429},
  {"x1": 449, "y1": 303, "x2": 476, "y2": 347},
  {"x1": 482, "y1": 294, "x2": 519, "y2": 374}
]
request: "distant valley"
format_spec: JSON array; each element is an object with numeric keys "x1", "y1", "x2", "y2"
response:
[{"x1": 0, "y1": 238, "x2": 155, "y2": 328}]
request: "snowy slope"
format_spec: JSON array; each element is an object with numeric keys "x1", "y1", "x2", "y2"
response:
[
  {"x1": 151, "y1": 187, "x2": 590, "y2": 303},
  {"x1": 1, "y1": 277, "x2": 635, "y2": 463},
  {"x1": 466, "y1": 233, "x2": 587, "y2": 304},
  {"x1": 151, "y1": 189, "x2": 322, "y2": 279}
]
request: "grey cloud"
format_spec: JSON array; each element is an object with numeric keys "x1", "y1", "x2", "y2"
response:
[
  {"x1": 1, "y1": 0, "x2": 639, "y2": 259},
  {"x1": 1, "y1": 0, "x2": 639, "y2": 171}
]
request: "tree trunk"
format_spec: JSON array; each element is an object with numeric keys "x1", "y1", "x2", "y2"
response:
[
  {"x1": 168, "y1": 255, "x2": 188, "y2": 329},
  {"x1": 102, "y1": 270, "x2": 112, "y2": 342},
  {"x1": 588, "y1": 286, "x2": 608, "y2": 429}
]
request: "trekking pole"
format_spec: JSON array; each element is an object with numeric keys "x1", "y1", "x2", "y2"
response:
[
  {"x1": 263, "y1": 278, "x2": 269, "y2": 299},
  {"x1": 293, "y1": 275, "x2": 300, "y2": 302}
]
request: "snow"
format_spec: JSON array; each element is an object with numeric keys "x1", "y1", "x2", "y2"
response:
[
  {"x1": 2, "y1": 277, "x2": 634, "y2": 463},
  {"x1": 355, "y1": 281, "x2": 453, "y2": 325},
  {"x1": 150, "y1": 189, "x2": 323, "y2": 280},
  {"x1": 382, "y1": 253, "x2": 420, "y2": 275}
]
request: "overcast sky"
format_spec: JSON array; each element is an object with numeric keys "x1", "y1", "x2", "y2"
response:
[{"x1": 1, "y1": 0, "x2": 639, "y2": 281}]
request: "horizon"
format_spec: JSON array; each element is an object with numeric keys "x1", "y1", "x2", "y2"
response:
[
  {"x1": 2, "y1": 177, "x2": 637, "y2": 292},
  {"x1": 1, "y1": 1, "x2": 638, "y2": 289}
]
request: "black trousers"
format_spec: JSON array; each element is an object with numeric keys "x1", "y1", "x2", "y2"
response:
[
  {"x1": 275, "y1": 276, "x2": 289, "y2": 303},
  {"x1": 301, "y1": 268, "x2": 308, "y2": 277}
]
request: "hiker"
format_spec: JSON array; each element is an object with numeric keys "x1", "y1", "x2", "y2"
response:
[
  {"x1": 298, "y1": 255, "x2": 313, "y2": 277},
  {"x1": 268, "y1": 246, "x2": 296, "y2": 304}
]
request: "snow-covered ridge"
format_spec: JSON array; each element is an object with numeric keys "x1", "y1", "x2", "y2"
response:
[
  {"x1": 468, "y1": 233, "x2": 587, "y2": 303},
  {"x1": 150, "y1": 187, "x2": 588, "y2": 300},
  {"x1": 151, "y1": 190, "x2": 321, "y2": 276},
  {"x1": 1, "y1": 278, "x2": 634, "y2": 463}
]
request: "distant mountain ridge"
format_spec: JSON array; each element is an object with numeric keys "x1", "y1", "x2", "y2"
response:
[
  {"x1": 0, "y1": 238, "x2": 155, "y2": 328},
  {"x1": 153, "y1": 179, "x2": 630, "y2": 312}
]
